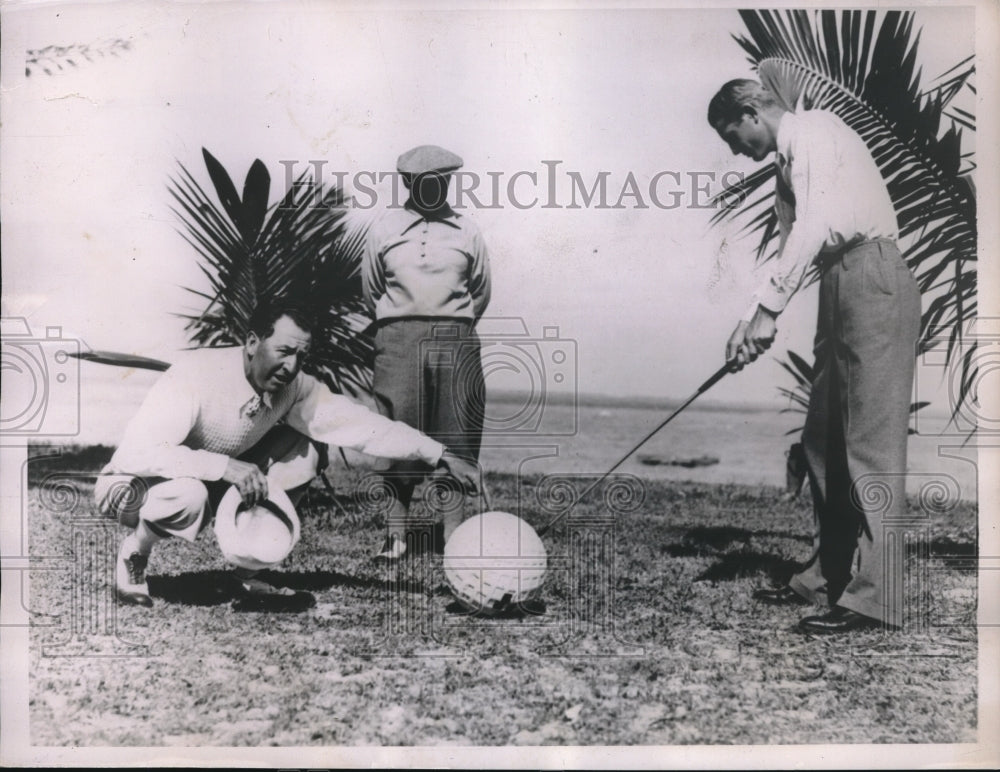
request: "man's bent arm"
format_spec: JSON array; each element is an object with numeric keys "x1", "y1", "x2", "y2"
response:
[{"x1": 744, "y1": 128, "x2": 833, "y2": 320}]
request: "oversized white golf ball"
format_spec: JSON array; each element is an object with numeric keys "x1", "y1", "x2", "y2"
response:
[{"x1": 443, "y1": 511, "x2": 547, "y2": 615}]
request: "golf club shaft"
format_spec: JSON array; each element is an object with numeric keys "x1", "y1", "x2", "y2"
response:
[
  {"x1": 536, "y1": 361, "x2": 731, "y2": 536},
  {"x1": 479, "y1": 481, "x2": 493, "y2": 513}
]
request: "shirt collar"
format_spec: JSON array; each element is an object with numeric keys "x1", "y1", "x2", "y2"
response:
[
  {"x1": 397, "y1": 199, "x2": 462, "y2": 233},
  {"x1": 232, "y1": 348, "x2": 274, "y2": 415}
]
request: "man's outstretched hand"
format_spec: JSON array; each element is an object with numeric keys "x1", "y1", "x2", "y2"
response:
[
  {"x1": 433, "y1": 450, "x2": 481, "y2": 495},
  {"x1": 726, "y1": 305, "x2": 778, "y2": 371}
]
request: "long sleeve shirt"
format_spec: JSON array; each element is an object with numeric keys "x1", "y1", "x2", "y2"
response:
[
  {"x1": 362, "y1": 201, "x2": 491, "y2": 321},
  {"x1": 744, "y1": 109, "x2": 899, "y2": 320},
  {"x1": 102, "y1": 347, "x2": 444, "y2": 481}
]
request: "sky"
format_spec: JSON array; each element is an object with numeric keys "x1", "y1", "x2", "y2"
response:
[{"x1": 0, "y1": 0, "x2": 987, "y2": 422}]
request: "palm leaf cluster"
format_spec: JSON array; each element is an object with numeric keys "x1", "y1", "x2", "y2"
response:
[
  {"x1": 26, "y1": 39, "x2": 132, "y2": 77},
  {"x1": 170, "y1": 149, "x2": 372, "y2": 396},
  {"x1": 711, "y1": 9, "x2": 977, "y2": 421}
]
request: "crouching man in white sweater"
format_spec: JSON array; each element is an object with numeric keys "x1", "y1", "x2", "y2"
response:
[{"x1": 95, "y1": 300, "x2": 478, "y2": 610}]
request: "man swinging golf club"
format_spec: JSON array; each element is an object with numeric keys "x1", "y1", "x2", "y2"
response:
[
  {"x1": 95, "y1": 300, "x2": 479, "y2": 610},
  {"x1": 708, "y1": 80, "x2": 920, "y2": 633}
]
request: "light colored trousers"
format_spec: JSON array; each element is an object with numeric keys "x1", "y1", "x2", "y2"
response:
[
  {"x1": 788, "y1": 238, "x2": 921, "y2": 626},
  {"x1": 94, "y1": 426, "x2": 319, "y2": 548}
]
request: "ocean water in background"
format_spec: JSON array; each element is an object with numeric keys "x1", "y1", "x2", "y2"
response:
[
  {"x1": 65, "y1": 367, "x2": 978, "y2": 501},
  {"x1": 477, "y1": 402, "x2": 979, "y2": 502}
]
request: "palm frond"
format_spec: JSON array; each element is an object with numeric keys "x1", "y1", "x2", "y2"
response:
[
  {"x1": 25, "y1": 39, "x2": 132, "y2": 77},
  {"x1": 169, "y1": 149, "x2": 373, "y2": 395},
  {"x1": 776, "y1": 351, "x2": 813, "y2": 421}
]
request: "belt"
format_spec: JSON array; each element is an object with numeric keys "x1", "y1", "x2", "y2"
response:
[
  {"x1": 818, "y1": 236, "x2": 897, "y2": 272},
  {"x1": 366, "y1": 315, "x2": 476, "y2": 334}
]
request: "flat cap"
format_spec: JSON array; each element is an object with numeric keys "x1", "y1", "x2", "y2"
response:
[{"x1": 397, "y1": 145, "x2": 464, "y2": 176}]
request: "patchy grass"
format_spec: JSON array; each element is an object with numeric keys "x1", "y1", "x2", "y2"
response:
[{"x1": 27, "y1": 452, "x2": 977, "y2": 746}]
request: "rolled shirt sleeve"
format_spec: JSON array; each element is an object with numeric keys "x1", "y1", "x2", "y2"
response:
[
  {"x1": 285, "y1": 375, "x2": 445, "y2": 465},
  {"x1": 105, "y1": 365, "x2": 231, "y2": 481}
]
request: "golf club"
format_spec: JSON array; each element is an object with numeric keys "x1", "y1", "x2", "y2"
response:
[{"x1": 535, "y1": 361, "x2": 732, "y2": 537}]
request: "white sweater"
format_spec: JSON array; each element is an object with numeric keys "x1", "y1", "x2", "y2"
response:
[{"x1": 102, "y1": 347, "x2": 443, "y2": 481}]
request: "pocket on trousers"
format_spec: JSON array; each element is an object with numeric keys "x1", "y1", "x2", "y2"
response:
[{"x1": 864, "y1": 253, "x2": 896, "y2": 296}]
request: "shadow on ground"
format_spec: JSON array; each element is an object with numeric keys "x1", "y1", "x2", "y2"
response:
[
  {"x1": 661, "y1": 524, "x2": 977, "y2": 583},
  {"x1": 658, "y1": 524, "x2": 807, "y2": 583},
  {"x1": 147, "y1": 568, "x2": 429, "y2": 606}
]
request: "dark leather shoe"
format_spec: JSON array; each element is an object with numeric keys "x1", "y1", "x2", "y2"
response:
[
  {"x1": 798, "y1": 606, "x2": 885, "y2": 634},
  {"x1": 115, "y1": 549, "x2": 153, "y2": 607},
  {"x1": 231, "y1": 578, "x2": 316, "y2": 613},
  {"x1": 116, "y1": 586, "x2": 154, "y2": 608},
  {"x1": 753, "y1": 585, "x2": 808, "y2": 606}
]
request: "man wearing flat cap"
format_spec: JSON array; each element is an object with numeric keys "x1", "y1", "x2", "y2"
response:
[{"x1": 363, "y1": 144, "x2": 492, "y2": 561}]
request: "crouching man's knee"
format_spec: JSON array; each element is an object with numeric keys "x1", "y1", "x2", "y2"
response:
[
  {"x1": 266, "y1": 434, "x2": 321, "y2": 506},
  {"x1": 95, "y1": 475, "x2": 210, "y2": 541}
]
